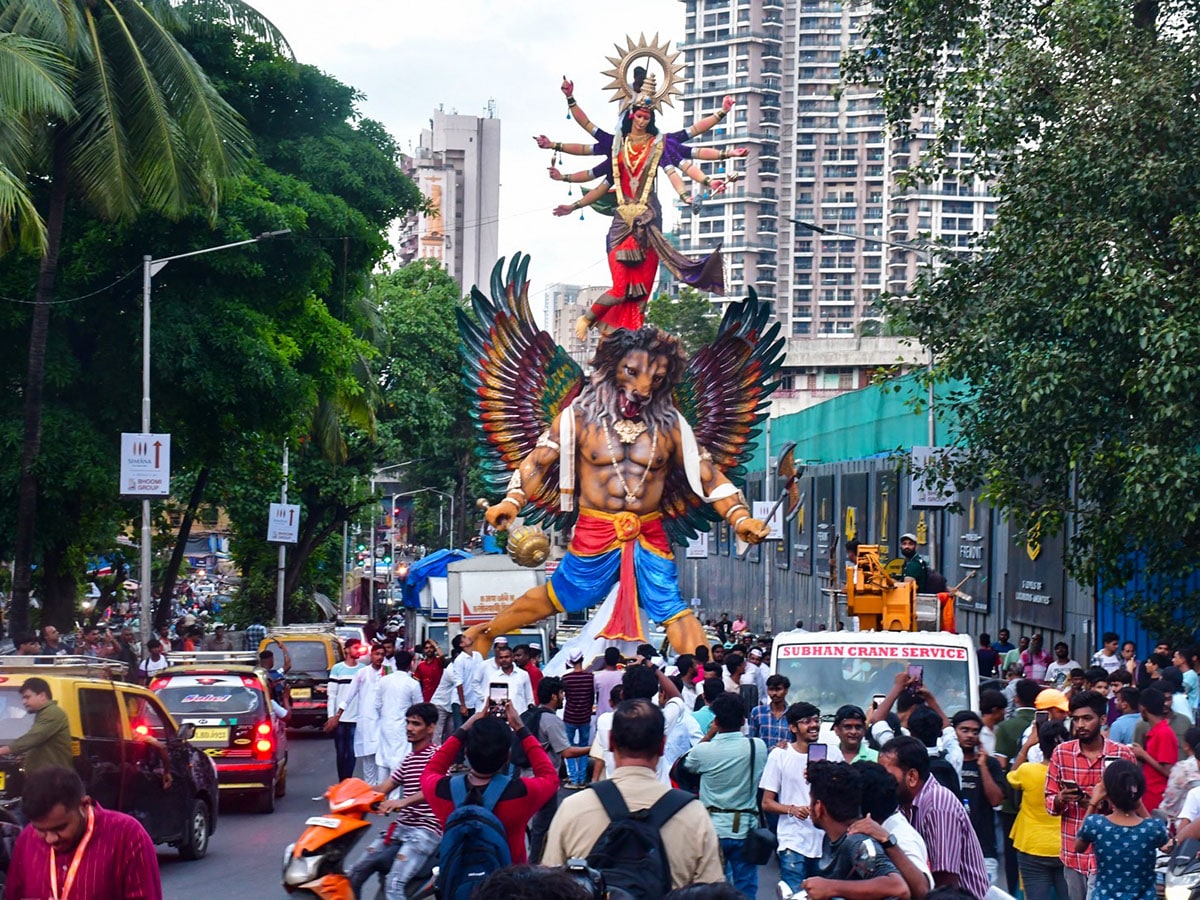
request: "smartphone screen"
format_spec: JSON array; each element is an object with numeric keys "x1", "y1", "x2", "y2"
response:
[
  {"x1": 807, "y1": 744, "x2": 828, "y2": 763},
  {"x1": 907, "y1": 664, "x2": 924, "y2": 683},
  {"x1": 872, "y1": 694, "x2": 887, "y2": 708},
  {"x1": 1036, "y1": 710, "x2": 1050, "y2": 726},
  {"x1": 1061, "y1": 779, "x2": 1079, "y2": 793},
  {"x1": 489, "y1": 683, "x2": 509, "y2": 704}
]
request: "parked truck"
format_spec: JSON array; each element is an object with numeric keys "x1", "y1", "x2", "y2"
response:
[{"x1": 403, "y1": 552, "x2": 556, "y2": 653}]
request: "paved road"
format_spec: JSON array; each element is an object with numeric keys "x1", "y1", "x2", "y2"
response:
[
  {"x1": 159, "y1": 728, "x2": 340, "y2": 899},
  {"x1": 158, "y1": 729, "x2": 782, "y2": 899}
]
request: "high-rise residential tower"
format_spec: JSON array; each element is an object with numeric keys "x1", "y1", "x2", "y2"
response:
[
  {"x1": 396, "y1": 108, "x2": 501, "y2": 293},
  {"x1": 675, "y1": 0, "x2": 996, "y2": 343}
]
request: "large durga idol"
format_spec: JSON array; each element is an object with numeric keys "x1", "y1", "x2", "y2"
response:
[
  {"x1": 536, "y1": 33, "x2": 748, "y2": 341},
  {"x1": 458, "y1": 255, "x2": 784, "y2": 656}
]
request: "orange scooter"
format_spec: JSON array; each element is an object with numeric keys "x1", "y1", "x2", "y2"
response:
[{"x1": 282, "y1": 778, "x2": 436, "y2": 900}]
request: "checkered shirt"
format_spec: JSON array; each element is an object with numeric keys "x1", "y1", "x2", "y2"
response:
[
  {"x1": 748, "y1": 704, "x2": 790, "y2": 746},
  {"x1": 1044, "y1": 738, "x2": 1136, "y2": 874}
]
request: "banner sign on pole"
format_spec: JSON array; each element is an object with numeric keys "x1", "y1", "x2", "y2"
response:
[
  {"x1": 910, "y1": 446, "x2": 956, "y2": 508},
  {"x1": 120, "y1": 433, "x2": 171, "y2": 497},
  {"x1": 268, "y1": 503, "x2": 301, "y2": 543},
  {"x1": 753, "y1": 501, "x2": 785, "y2": 540},
  {"x1": 685, "y1": 532, "x2": 709, "y2": 558}
]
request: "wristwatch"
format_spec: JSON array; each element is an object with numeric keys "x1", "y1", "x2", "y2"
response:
[{"x1": 881, "y1": 834, "x2": 898, "y2": 850}]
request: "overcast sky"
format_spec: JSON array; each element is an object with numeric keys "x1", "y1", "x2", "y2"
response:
[{"x1": 249, "y1": 1, "x2": 686, "y2": 305}]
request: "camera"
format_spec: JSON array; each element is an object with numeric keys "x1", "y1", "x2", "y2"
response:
[{"x1": 564, "y1": 859, "x2": 607, "y2": 898}]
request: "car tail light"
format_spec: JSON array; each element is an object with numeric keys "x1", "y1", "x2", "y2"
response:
[
  {"x1": 256, "y1": 722, "x2": 272, "y2": 737},
  {"x1": 253, "y1": 735, "x2": 274, "y2": 759},
  {"x1": 134, "y1": 723, "x2": 150, "y2": 737},
  {"x1": 149, "y1": 678, "x2": 168, "y2": 691}
]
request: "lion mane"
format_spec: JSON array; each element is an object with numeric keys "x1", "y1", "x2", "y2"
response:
[{"x1": 577, "y1": 327, "x2": 687, "y2": 434}]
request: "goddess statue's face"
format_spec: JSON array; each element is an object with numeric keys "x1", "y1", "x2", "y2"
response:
[{"x1": 615, "y1": 349, "x2": 670, "y2": 419}]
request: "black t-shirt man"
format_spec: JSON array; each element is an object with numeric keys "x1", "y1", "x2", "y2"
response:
[{"x1": 959, "y1": 755, "x2": 1005, "y2": 858}]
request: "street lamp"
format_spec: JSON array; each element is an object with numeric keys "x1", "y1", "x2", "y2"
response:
[
  {"x1": 138, "y1": 229, "x2": 290, "y2": 646},
  {"x1": 393, "y1": 488, "x2": 456, "y2": 551},
  {"x1": 367, "y1": 461, "x2": 422, "y2": 615}
]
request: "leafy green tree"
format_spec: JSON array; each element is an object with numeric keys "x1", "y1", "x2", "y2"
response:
[
  {"x1": 0, "y1": 0, "x2": 287, "y2": 631},
  {"x1": 0, "y1": 20, "x2": 420, "y2": 629},
  {"x1": 373, "y1": 260, "x2": 483, "y2": 549},
  {"x1": 645, "y1": 286, "x2": 720, "y2": 355},
  {"x1": 850, "y1": 0, "x2": 1200, "y2": 633}
]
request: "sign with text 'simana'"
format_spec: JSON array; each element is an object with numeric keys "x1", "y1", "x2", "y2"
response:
[
  {"x1": 267, "y1": 503, "x2": 301, "y2": 544},
  {"x1": 120, "y1": 433, "x2": 171, "y2": 497}
]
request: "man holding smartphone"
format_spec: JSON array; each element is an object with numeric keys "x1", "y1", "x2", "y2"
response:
[
  {"x1": 486, "y1": 644, "x2": 534, "y2": 712},
  {"x1": 1045, "y1": 690, "x2": 1136, "y2": 900},
  {"x1": 759, "y1": 702, "x2": 825, "y2": 891}
]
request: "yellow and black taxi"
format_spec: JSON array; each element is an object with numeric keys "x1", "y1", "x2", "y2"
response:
[
  {"x1": 149, "y1": 654, "x2": 288, "y2": 814},
  {"x1": 0, "y1": 656, "x2": 218, "y2": 859},
  {"x1": 258, "y1": 625, "x2": 345, "y2": 729}
]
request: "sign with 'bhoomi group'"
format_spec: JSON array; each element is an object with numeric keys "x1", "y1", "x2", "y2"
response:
[
  {"x1": 267, "y1": 503, "x2": 301, "y2": 544},
  {"x1": 120, "y1": 433, "x2": 171, "y2": 497}
]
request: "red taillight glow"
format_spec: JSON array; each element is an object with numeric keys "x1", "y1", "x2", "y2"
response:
[
  {"x1": 256, "y1": 722, "x2": 272, "y2": 736},
  {"x1": 149, "y1": 678, "x2": 168, "y2": 691},
  {"x1": 134, "y1": 724, "x2": 149, "y2": 737},
  {"x1": 255, "y1": 739, "x2": 272, "y2": 753}
]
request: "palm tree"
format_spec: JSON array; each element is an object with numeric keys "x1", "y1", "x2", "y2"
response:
[
  {"x1": 0, "y1": 32, "x2": 73, "y2": 252},
  {"x1": 0, "y1": 0, "x2": 288, "y2": 631}
]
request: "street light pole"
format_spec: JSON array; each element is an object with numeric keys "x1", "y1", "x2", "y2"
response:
[
  {"x1": 393, "y1": 487, "x2": 455, "y2": 550},
  {"x1": 138, "y1": 229, "x2": 290, "y2": 647},
  {"x1": 276, "y1": 441, "x2": 288, "y2": 627}
]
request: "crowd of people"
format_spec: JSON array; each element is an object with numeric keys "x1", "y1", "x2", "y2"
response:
[
  {"x1": 6, "y1": 622, "x2": 1200, "y2": 899},
  {"x1": 318, "y1": 627, "x2": 1200, "y2": 900}
]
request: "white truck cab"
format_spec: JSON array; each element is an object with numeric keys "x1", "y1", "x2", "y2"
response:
[{"x1": 769, "y1": 629, "x2": 980, "y2": 743}]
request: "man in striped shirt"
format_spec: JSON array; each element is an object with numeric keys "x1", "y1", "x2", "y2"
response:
[
  {"x1": 880, "y1": 735, "x2": 990, "y2": 898},
  {"x1": 561, "y1": 650, "x2": 596, "y2": 787},
  {"x1": 348, "y1": 702, "x2": 442, "y2": 900},
  {"x1": 6, "y1": 766, "x2": 162, "y2": 900}
]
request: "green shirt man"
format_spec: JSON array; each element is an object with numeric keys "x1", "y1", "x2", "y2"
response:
[{"x1": 0, "y1": 678, "x2": 73, "y2": 773}]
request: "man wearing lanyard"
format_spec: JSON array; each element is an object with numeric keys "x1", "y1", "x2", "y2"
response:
[{"x1": 5, "y1": 765, "x2": 162, "y2": 899}]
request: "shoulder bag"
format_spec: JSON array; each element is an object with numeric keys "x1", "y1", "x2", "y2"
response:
[{"x1": 741, "y1": 736, "x2": 777, "y2": 865}]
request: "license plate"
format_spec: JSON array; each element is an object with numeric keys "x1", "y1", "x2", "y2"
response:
[
  {"x1": 193, "y1": 727, "x2": 229, "y2": 742},
  {"x1": 305, "y1": 816, "x2": 339, "y2": 829},
  {"x1": 290, "y1": 688, "x2": 312, "y2": 700}
]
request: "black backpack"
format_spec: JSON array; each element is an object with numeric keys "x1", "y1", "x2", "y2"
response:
[
  {"x1": 585, "y1": 780, "x2": 696, "y2": 900},
  {"x1": 436, "y1": 773, "x2": 513, "y2": 900},
  {"x1": 510, "y1": 706, "x2": 547, "y2": 770}
]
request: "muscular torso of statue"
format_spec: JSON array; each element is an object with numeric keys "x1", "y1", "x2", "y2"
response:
[{"x1": 578, "y1": 416, "x2": 677, "y2": 512}]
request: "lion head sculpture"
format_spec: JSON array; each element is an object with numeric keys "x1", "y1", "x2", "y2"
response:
[{"x1": 578, "y1": 326, "x2": 687, "y2": 431}]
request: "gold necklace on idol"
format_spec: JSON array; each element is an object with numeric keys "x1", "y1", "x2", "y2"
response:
[{"x1": 603, "y1": 415, "x2": 656, "y2": 503}]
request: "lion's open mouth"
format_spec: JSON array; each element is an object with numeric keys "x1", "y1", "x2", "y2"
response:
[{"x1": 619, "y1": 393, "x2": 644, "y2": 419}]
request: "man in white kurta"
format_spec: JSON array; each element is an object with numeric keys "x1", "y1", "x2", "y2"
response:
[
  {"x1": 326, "y1": 643, "x2": 387, "y2": 783},
  {"x1": 374, "y1": 649, "x2": 424, "y2": 772}
]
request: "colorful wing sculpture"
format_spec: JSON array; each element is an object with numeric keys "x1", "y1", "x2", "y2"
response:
[
  {"x1": 457, "y1": 254, "x2": 584, "y2": 531},
  {"x1": 662, "y1": 288, "x2": 786, "y2": 544}
]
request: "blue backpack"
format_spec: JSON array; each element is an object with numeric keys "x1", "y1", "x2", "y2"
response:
[{"x1": 436, "y1": 773, "x2": 513, "y2": 900}]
